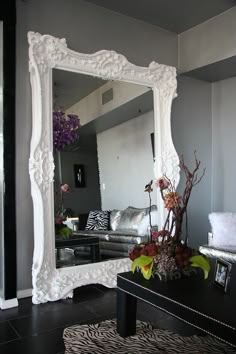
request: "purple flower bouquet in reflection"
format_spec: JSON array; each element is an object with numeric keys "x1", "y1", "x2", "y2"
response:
[{"x1": 53, "y1": 111, "x2": 81, "y2": 151}]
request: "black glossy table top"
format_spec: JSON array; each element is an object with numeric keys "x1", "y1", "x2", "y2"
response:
[
  {"x1": 55, "y1": 235, "x2": 99, "y2": 248},
  {"x1": 117, "y1": 270, "x2": 236, "y2": 330}
]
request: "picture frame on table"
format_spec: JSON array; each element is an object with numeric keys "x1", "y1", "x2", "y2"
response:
[{"x1": 214, "y1": 258, "x2": 232, "y2": 293}]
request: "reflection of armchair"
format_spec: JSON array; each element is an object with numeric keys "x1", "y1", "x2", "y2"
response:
[{"x1": 74, "y1": 205, "x2": 158, "y2": 258}]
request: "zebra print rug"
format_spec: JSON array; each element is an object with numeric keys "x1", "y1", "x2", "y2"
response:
[{"x1": 63, "y1": 319, "x2": 235, "y2": 354}]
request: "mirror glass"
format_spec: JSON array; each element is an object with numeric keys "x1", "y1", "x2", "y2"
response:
[{"x1": 52, "y1": 69, "x2": 156, "y2": 268}]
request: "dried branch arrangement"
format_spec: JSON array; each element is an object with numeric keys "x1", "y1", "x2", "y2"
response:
[{"x1": 155, "y1": 151, "x2": 205, "y2": 244}]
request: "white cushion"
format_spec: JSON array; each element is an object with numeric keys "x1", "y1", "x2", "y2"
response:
[
  {"x1": 209, "y1": 212, "x2": 236, "y2": 247},
  {"x1": 137, "y1": 210, "x2": 158, "y2": 236},
  {"x1": 110, "y1": 206, "x2": 158, "y2": 236}
]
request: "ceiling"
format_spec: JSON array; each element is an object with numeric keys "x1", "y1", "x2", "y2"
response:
[
  {"x1": 84, "y1": 0, "x2": 235, "y2": 33},
  {"x1": 53, "y1": 69, "x2": 107, "y2": 110}
]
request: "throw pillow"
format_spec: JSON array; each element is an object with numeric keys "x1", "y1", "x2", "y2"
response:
[
  {"x1": 110, "y1": 210, "x2": 122, "y2": 231},
  {"x1": 116, "y1": 206, "x2": 158, "y2": 236},
  {"x1": 117, "y1": 207, "x2": 146, "y2": 232},
  {"x1": 85, "y1": 210, "x2": 109, "y2": 231},
  {"x1": 209, "y1": 212, "x2": 236, "y2": 247}
]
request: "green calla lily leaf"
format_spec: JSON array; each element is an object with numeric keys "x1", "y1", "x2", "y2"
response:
[
  {"x1": 141, "y1": 261, "x2": 154, "y2": 280},
  {"x1": 57, "y1": 226, "x2": 72, "y2": 239},
  {"x1": 190, "y1": 255, "x2": 210, "y2": 279},
  {"x1": 131, "y1": 255, "x2": 154, "y2": 280}
]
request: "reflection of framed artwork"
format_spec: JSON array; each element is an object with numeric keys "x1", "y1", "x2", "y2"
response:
[
  {"x1": 214, "y1": 258, "x2": 232, "y2": 293},
  {"x1": 74, "y1": 164, "x2": 86, "y2": 188},
  {"x1": 150, "y1": 132, "x2": 155, "y2": 160}
]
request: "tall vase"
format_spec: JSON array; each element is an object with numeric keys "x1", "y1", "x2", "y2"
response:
[{"x1": 173, "y1": 208, "x2": 187, "y2": 244}]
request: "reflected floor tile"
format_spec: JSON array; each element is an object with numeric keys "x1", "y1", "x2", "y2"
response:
[{"x1": 0, "y1": 321, "x2": 20, "y2": 344}]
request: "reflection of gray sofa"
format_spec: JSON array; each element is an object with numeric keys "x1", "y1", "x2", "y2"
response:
[{"x1": 74, "y1": 205, "x2": 158, "y2": 258}]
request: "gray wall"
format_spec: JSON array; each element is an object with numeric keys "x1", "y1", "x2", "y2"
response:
[
  {"x1": 172, "y1": 76, "x2": 212, "y2": 248},
  {"x1": 57, "y1": 148, "x2": 101, "y2": 215},
  {"x1": 212, "y1": 77, "x2": 236, "y2": 212},
  {"x1": 97, "y1": 111, "x2": 157, "y2": 210},
  {"x1": 16, "y1": 0, "x2": 178, "y2": 290}
]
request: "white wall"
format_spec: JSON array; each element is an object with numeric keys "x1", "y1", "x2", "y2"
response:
[
  {"x1": 178, "y1": 7, "x2": 236, "y2": 73},
  {"x1": 97, "y1": 111, "x2": 157, "y2": 210},
  {"x1": 67, "y1": 81, "x2": 150, "y2": 126},
  {"x1": 212, "y1": 77, "x2": 236, "y2": 212},
  {"x1": 16, "y1": 0, "x2": 178, "y2": 290}
]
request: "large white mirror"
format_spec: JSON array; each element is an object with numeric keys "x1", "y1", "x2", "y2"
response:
[{"x1": 28, "y1": 32, "x2": 179, "y2": 304}]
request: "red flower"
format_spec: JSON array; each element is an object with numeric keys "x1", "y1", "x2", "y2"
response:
[
  {"x1": 61, "y1": 184, "x2": 70, "y2": 192},
  {"x1": 151, "y1": 230, "x2": 159, "y2": 240},
  {"x1": 55, "y1": 216, "x2": 66, "y2": 225},
  {"x1": 174, "y1": 245, "x2": 193, "y2": 269},
  {"x1": 140, "y1": 243, "x2": 158, "y2": 257},
  {"x1": 152, "y1": 229, "x2": 170, "y2": 240},
  {"x1": 129, "y1": 245, "x2": 143, "y2": 261},
  {"x1": 164, "y1": 192, "x2": 181, "y2": 210},
  {"x1": 155, "y1": 177, "x2": 170, "y2": 190}
]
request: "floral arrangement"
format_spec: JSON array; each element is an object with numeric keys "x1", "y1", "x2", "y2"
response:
[
  {"x1": 54, "y1": 183, "x2": 72, "y2": 239},
  {"x1": 144, "y1": 180, "x2": 154, "y2": 240},
  {"x1": 129, "y1": 153, "x2": 210, "y2": 280},
  {"x1": 53, "y1": 111, "x2": 81, "y2": 151},
  {"x1": 154, "y1": 152, "x2": 205, "y2": 244}
]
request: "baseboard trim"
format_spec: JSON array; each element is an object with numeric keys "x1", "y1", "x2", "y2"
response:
[
  {"x1": 17, "y1": 288, "x2": 32, "y2": 299},
  {"x1": 0, "y1": 297, "x2": 18, "y2": 310}
]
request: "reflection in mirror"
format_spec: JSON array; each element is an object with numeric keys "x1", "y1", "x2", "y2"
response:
[{"x1": 52, "y1": 69, "x2": 157, "y2": 268}]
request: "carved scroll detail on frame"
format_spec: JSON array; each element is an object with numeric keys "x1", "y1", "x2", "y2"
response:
[{"x1": 28, "y1": 32, "x2": 179, "y2": 303}]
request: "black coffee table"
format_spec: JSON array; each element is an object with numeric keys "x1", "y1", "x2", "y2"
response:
[
  {"x1": 56, "y1": 235, "x2": 100, "y2": 265},
  {"x1": 117, "y1": 271, "x2": 236, "y2": 347}
]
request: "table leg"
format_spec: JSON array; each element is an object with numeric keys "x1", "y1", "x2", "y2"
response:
[
  {"x1": 117, "y1": 288, "x2": 137, "y2": 337},
  {"x1": 91, "y1": 244, "x2": 100, "y2": 263}
]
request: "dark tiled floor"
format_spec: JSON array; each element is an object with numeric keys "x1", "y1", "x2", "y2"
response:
[{"x1": 0, "y1": 284, "x2": 199, "y2": 354}]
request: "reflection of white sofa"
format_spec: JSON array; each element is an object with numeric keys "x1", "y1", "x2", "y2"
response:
[{"x1": 74, "y1": 205, "x2": 158, "y2": 257}]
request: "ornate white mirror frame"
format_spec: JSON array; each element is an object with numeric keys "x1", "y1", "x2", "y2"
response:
[{"x1": 28, "y1": 32, "x2": 179, "y2": 304}]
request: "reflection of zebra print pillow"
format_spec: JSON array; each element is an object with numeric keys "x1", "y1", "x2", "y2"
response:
[{"x1": 85, "y1": 210, "x2": 109, "y2": 230}]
